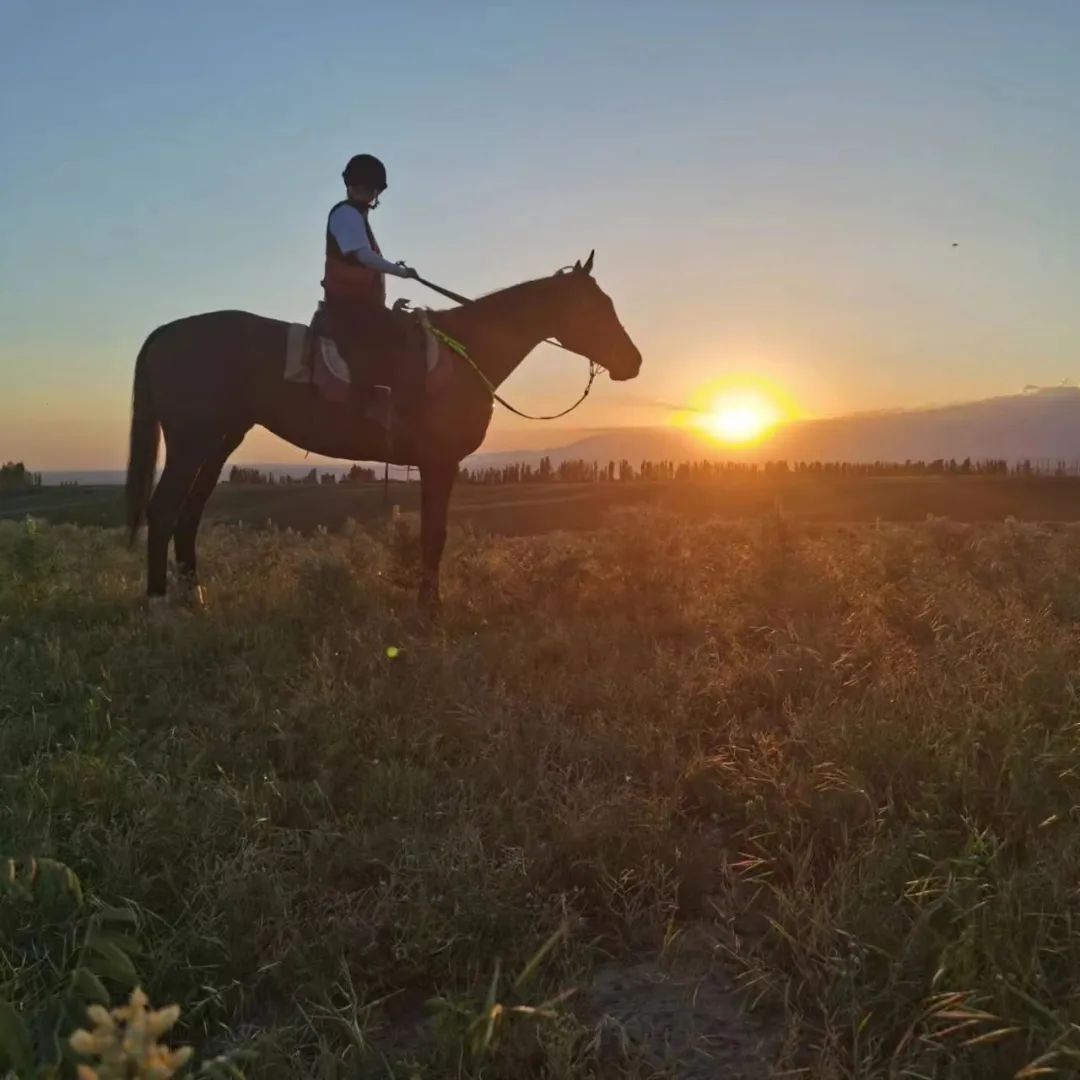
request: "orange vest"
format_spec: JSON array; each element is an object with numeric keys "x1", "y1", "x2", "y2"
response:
[{"x1": 322, "y1": 200, "x2": 386, "y2": 306}]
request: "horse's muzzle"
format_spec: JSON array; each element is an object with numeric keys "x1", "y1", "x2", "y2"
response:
[{"x1": 607, "y1": 346, "x2": 642, "y2": 381}]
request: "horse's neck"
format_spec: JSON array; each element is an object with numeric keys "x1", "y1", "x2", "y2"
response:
[{"x1": 435, "y1": 279, "x2": 559, "y2": 388}]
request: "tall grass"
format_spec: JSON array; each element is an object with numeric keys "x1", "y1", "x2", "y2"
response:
[{"x1": 4, "y1": 511, "x2": 1080, "y2": 1077}]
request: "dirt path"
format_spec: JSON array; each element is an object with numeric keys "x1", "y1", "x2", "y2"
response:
[{"x1": 581, "y1": 926, "x2": 779, "y2": 1078}]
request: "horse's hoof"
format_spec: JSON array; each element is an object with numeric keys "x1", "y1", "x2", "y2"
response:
[
  {"x1": 418, "y1": 597, "x2": 442, "y2": 624},
  {"x1": 175, "y1": 582, "x2": 206, "y2": 611},
  {"x1": 144, "y1": 595, "x2": 172, "y2": 622}
]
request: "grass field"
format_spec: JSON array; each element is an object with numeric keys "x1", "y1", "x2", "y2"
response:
[
  {"x1": 7, "y1": 473, "x2": 1080, "y2": 538},
  {"x1": 5, "y1": 508, "x2": 1080, "y2": 1077}
]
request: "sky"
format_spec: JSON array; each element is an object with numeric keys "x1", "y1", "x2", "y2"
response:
[{"x1": 2, "y1": 0, "x2": 1079, "y2": 469}]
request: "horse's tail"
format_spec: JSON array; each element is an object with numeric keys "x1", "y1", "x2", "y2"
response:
[{"x1": 125, "y1": 330, "x2": 161, "y2": 547}]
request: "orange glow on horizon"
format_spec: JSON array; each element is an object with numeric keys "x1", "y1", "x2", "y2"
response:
[{"x1": 674, "y1": 375, "x2": 798, "y2": 446}]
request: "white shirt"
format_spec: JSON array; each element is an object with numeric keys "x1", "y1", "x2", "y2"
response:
[{"x1": 328, "y1": 203, "x2": 409, "y2": 277}]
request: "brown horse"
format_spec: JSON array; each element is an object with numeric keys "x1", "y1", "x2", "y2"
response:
[{"x1": 125, "y1": 252, "x2": 642, "y2": 609}]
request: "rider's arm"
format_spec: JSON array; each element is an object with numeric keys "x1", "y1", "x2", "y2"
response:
[{"x1": 329, "y1": 205, "x2": 412, "y2": 277}]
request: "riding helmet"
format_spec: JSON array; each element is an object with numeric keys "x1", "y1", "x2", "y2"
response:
[{"x1": 343, "y1": 154, "x2": 387, "y2": 190}]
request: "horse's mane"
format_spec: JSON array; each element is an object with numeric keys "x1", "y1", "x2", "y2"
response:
[
  {"x1": 478, "y1": 268, "x2": 577, "y2": 299},
  {"x1": 439, "y1": 271, "x2": 566, "y2": 314}
]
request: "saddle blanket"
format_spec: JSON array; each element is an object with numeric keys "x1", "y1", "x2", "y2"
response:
[{"x1": 284, "y1": 311, "x2": 452, "y2": 404}]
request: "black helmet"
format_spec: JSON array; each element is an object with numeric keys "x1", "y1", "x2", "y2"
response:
[{"x1": 342, "y1": 153, "x2": 387, "y2": 190}]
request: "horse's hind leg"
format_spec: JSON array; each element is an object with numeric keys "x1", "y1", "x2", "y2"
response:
[
  {"x1": 418, "y1": 460, "x2": 458, "y2": 613},
  {"x1": 173, "y1": 428, "x2": 247, "y2": 603},
  {"x1": 146, "y1": 426, "x2": 210, "y2": 600}
]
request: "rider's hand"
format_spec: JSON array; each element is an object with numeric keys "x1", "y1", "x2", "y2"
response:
[{"x1": 397, "y1": 262, "x2": 420, "y2": 280}]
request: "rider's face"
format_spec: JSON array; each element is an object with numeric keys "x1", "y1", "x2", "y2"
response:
[{"x1": 347, "y1": 184, "x2": 381, "y2": 207}]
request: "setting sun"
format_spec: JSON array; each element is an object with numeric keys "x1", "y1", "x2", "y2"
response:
[
  {"x1": 674, "y1": 379, "x2": 793, "y2": 446},
  {"x1": 704, "y1": 394, "x2": 778, "y2": 444}
]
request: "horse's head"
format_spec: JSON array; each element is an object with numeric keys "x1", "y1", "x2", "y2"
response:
[{"x1": 550, "y1": 252, "x2": 642, "y2": 381}]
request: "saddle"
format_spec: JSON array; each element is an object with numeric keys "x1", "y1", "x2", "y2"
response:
[{"x1": 284, "y1": 305, "x2": 454, "y2": 413}]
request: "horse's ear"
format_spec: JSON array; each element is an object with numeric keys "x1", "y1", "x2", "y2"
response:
[
  {"x1": 572, "y1": 259, "x2": 582, "y2": 272},
  {"x1": 582, "y1": 250, "x2": 595, "y2": 275}
]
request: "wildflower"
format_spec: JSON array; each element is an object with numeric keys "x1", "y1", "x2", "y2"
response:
[{"x1": 69, "y1": 987, "x2": 192, "y2": 1079}]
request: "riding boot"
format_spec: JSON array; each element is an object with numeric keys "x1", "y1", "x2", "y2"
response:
[
  {"x1": 347, "y1": 365, "x2": 392, "y2": 432},
  {"x1": 369, "y1": 384, "x2": 393, "y2": 432}
]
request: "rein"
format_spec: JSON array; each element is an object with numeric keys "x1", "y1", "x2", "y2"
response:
[
  {"x1": 414, "y1": 275, "x2": 471, "y2": 306},
  {"x1": 415, "y1": 275, "x2": 599, "y2": 422}
]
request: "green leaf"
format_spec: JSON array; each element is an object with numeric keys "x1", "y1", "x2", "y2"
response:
[
  {"x1": 93, "y1": 930, "x2": 143, "y2": 957},
  {"x1": 86, "y1": 937, "x2": 138, "y2": 986},
  {"x1": 0, "y1": 1002, "x2": 34, "y2": 1073},
  {"x1": 72, "y1": 967, "x2": 110, "y2": 1005},
  {"x1": 98, "y1": 905, "x2": 138, "y2": 926},
  {"x1": 513, "y1": 921, "x2": 568, "y2": 992},
  {"x1": 33, "y1": 859, "x2": 83, "y2": 918},
  {"x1": 469, "y1": 959, "x2": 503, "y2": 1057}
]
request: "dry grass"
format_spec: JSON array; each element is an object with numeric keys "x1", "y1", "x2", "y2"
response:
[{"x1": 4, "y1": 510, "x2": 1080, "y2": 1077}]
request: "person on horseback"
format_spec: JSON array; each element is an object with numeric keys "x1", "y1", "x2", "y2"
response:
[{"x1": 321, "y1": 153, "x2": 419, "y2": 406}]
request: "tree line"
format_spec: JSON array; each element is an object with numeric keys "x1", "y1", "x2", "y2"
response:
[
  {"x1": 10, "y1": 456, "x2": 1080, "y2": 493},
  {"x1": 227, "y1": 464, "x2": 377, "y2": 486},
  {"x1": 457, "y1": 456, "x2": 1080, "y2": 484}
]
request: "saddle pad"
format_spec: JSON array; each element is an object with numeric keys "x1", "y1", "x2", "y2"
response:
[
  {"x1": 284, "y1": 323, "x2": 309, "y2": 382},
  {"x1": 283, "y1": 313, "x2": 451, "y2": 399},
  {"x1": 312, "y1": 337, "x2": 351, "y2": 404},
  {"x1": 283, "y1": 322, "x2": 351, "y2": 392}
]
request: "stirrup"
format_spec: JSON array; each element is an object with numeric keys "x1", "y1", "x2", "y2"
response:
[{"x1": 358, "y1": 384, "x2": 391, "y2": 430}]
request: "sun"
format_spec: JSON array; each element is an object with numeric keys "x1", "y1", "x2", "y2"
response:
[
  {"x1": 704, "y1": 396, "x2": 777, "y2": 444},
  {"x1": 691, "y1": 388, "x2": 782, "y2": 445},
  {"x1": 671, "y1": 375, "x2": 797, "y2": 447}
]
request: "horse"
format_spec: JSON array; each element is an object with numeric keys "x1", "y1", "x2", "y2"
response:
[{"x1": 125, "y1": 252, "x2": 642, "y2": 611}]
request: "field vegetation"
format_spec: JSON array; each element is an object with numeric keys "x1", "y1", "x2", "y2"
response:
[
  {"x1": 10, "y1": 472, "x2": 1080, "y2": 536},
  {"x1": 4, "y1": 509, "x2": 1080, "y2": 1077}
]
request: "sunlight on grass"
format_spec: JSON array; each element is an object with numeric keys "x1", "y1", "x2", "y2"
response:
[{"x1": 4, "y1": 512, "x2": 1080, "y2": 1076}]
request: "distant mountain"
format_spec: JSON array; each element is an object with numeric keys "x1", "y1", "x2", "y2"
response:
[
  {"x1": 463, "y1": 426, "x2": 708, "y2": 470},
  {"x1": 763, "y1": 386, "x2": 1080, "y2": 465}
]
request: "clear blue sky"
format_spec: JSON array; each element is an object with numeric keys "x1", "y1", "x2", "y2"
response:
[{"x1": 2, "y1": 0, "x2": 1079, "y2": 467}]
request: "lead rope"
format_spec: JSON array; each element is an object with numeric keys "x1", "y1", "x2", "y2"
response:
[
  {"x1": 431, "y1": 324, "x2": 598, "y2": 421},
  {"x1": 414, "y1": 277, "x2": 599, "y2": 421}
]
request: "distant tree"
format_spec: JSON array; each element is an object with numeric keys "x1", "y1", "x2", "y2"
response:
[
  {"x1": 555, "y1": 459, "x2": 596, "y2": 482},
  {"x1": 228, "y1": 466, "x2": 272, "y2": 484},
  {"x1": 0, "y1": 462, "x2": 41, "y2": 490},
  {"x1": 341, "y1": 464, "x2": 376, "y2": 484}
]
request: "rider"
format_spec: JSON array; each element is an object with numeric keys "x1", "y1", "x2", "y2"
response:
[{"x1": 321, "y1": 153, "x2": 419, "y2": 402}]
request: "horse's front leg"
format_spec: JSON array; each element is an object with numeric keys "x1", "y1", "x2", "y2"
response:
[{"x1": 418, "y1": 461, "x2": 458, "y2": 612}]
